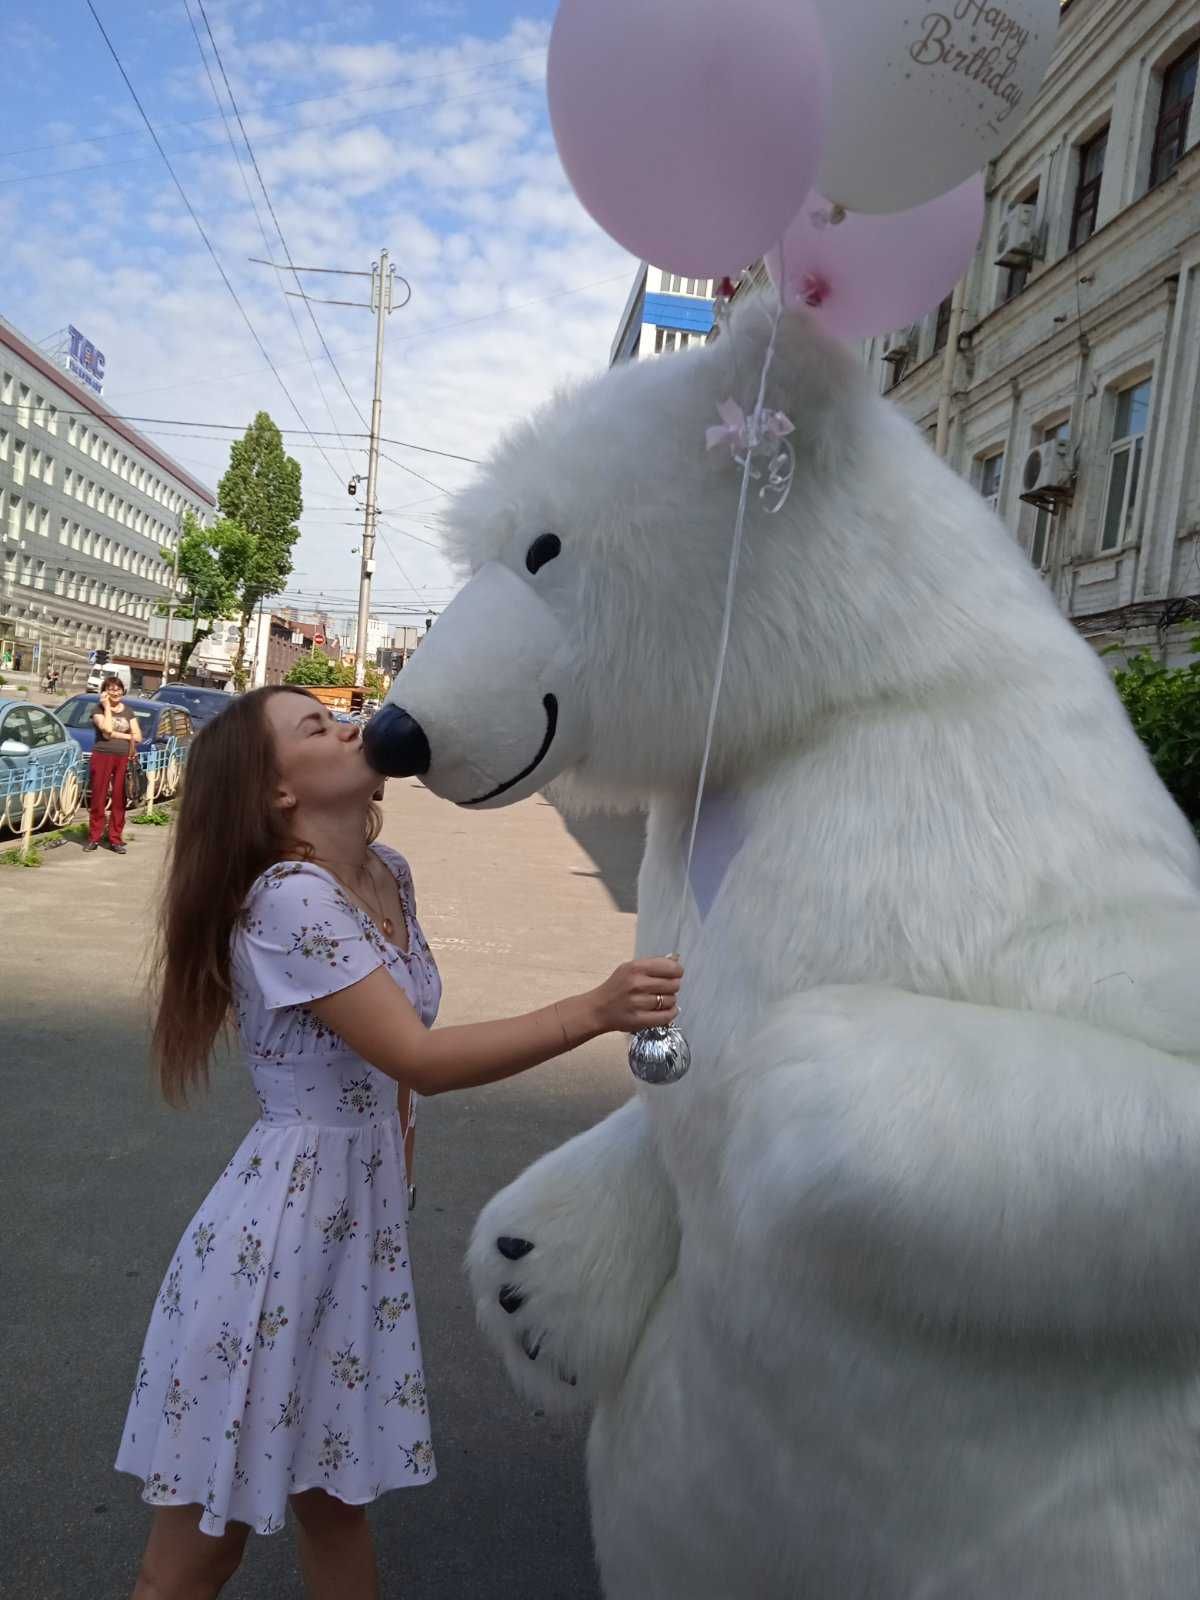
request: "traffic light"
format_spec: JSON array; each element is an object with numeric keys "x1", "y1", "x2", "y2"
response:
[{"x1": 95, "y1": 649, "x2": 110, "y2": 665}]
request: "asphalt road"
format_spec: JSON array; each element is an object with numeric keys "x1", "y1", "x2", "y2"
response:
[{"x1": 0, "y1": 781, "x2": 645, "y2": 1599}]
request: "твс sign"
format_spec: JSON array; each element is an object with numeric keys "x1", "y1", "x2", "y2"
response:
[{"x1": 67, "y1": 325, "x2": 106, "y2": 394}]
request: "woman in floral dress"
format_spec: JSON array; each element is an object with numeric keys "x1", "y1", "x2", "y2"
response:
[{"x1": 116, "y1": 686, "x2": 681, "y2": 1599}]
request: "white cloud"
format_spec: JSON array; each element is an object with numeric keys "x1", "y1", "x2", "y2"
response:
[{"x1": 0, "y1": 7, "x2": 639, "y2": 619}]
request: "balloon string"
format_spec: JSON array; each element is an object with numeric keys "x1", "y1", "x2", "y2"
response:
[{"x1": 673, "y1": 298, "x2": 785, "y2": 952}]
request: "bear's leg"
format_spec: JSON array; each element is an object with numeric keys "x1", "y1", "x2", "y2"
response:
[{"x1": 467, "y1": 1096, "x2": 680, "y2": 1410}]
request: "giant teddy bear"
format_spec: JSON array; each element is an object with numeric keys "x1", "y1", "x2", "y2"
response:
[{"x1": 364, "y1": 294, "x2": 1200, "y2": 1598}]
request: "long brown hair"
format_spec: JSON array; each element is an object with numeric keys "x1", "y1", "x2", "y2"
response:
[{"x1": 152, "y1": 686, "x2": 377, "y2": 1105}]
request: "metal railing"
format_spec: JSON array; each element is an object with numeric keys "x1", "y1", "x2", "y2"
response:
[
  {"x1": 0, "y1": 734, "x2": 190, "y2": 842},
  {"x1": 0, "y1": 743, "x2": 85, "y2": 832}
]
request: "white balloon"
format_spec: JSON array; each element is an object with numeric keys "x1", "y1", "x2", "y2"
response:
[{"x1": 814, "y1": 0, "x2": 1061, "y2": 214}]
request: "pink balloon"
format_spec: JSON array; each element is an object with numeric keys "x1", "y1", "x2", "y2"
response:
[
  {"x1": 765, "y1": 177, "x2": 986, "y2": 342},
  {"x1": 548, "y1": 0, "x2": 830, "y2": 279}
]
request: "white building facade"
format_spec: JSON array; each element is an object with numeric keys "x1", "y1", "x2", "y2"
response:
[
  {"x1": 0, "y1": 312, "x2": 215, "y2": 685},
  {"x1": 611, "y1": 268, "x2": 718, "y2": 364},
  {"x1": 861, "y1": 0, "x2": 1200, "y2": 661}
]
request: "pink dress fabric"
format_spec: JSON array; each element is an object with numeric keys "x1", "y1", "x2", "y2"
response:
[{"x1": 115, "y1": 845, "x2": 441, "y2": 1536}]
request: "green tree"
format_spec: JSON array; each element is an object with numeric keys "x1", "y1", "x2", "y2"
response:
[
  {"x1": 170, "y1": 513, "x2": 254, "y2": 672},
  {"x1": 217, "y1": 412, "x2": 302, "y2": 687},
  {"x1": 284, "y1": 650, "x2": 338, "y2": 687},
  {"x1": 363, "y1": 663, "x2": 386, "y2": 699},
  {"x1": 1110, "y1": 639, "x2": 1200, "y2": 832}
]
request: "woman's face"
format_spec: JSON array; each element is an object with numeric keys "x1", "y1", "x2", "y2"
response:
[{"x1": 267, "y1": 695, "x2": 375, "y2": 814}]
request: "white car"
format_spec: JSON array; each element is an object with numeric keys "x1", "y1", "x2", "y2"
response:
[{"x1": 85, "y1": 662, "x2": 132, "y2": 693}]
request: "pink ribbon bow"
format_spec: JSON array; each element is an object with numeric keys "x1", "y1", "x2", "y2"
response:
[{"x1": 706, "y1": 398, "x2": 794, "y2": 458}]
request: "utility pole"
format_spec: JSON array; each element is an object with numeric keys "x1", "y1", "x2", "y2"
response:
[
  {"x1": 355, "y1": 251, "x2": 393, "y2": 684},
  {"x1": 162, "y1": 513, "x2": 182, "y2": 684},
  {"x1": 249, "y1": 250, "x2": 410, "y2": 686}
]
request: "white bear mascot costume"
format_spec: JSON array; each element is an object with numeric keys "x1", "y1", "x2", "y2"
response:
[{"x1": 365, "y1": 295, "x2": 1200, "y2": 1598}]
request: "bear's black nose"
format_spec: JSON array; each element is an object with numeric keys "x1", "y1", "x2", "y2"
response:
[{"x1": 363, "y1": 705, "x2": 431, "y2": 777}]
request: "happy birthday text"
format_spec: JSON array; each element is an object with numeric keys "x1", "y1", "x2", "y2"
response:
[{"x1": 909, "y1": 1, "x2": 1031, "y2": 124}]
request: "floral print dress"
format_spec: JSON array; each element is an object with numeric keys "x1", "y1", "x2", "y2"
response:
[{"x1": 115, "y1": 845, "x2": 441, "y2": 1536}]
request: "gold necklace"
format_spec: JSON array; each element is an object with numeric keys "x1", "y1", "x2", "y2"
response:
[{"x1": 321, "y1": 855, "x2": 405, "y2": 945}]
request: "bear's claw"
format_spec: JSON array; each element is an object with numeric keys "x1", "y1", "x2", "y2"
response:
[
  {"x1": 498, "y1": 1284, "x2": 525, "y2": 1314},
  {"x1": 497, "y1": 1236, "x2": 534, "y2": 1260}
]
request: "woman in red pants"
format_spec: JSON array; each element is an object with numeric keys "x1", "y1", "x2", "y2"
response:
[{"x1": 84, "y1": 675, "x2": 142, "y2": 854}]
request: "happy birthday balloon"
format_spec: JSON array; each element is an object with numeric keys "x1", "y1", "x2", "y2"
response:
[
  {"x1": 765, "y1": 176, "x2": 985, "y2": 341},
  {"x1": 547, "y1": 0, "x2": 830, "y2": 278},
  {"x1": 813, "y1": 0, "x2": 1060, "y2": 214}
]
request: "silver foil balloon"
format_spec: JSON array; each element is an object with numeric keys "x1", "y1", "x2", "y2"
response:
[{"x1": 628, "y1": 1025, "x2": 691, "y2": 1086}]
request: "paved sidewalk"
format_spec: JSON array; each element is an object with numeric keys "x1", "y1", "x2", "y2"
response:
[{"x1": 0, "y1": 781, "x2": 645, "y2": 1598}]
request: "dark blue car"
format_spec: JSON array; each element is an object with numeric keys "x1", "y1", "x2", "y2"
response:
[
  {"x1": 55, "y1": 695, "x2": 195, "y2": 801},
  {"x1": 148, "y1": 683, "x2": 234, "y2": 727}
]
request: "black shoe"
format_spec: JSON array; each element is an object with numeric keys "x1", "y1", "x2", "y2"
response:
[
  {"x1": 82, "y1": 841, "x2": 99, "y2": 852},
  {"x1": 111, "y1": 843, "x2": 128, "y2": 855}
]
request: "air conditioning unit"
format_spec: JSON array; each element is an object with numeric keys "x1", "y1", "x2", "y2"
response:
[
  {"x1": 995, "y1": 203, "x2": 1040, "y2": 268},
  {"x1": 1021, "y1": 439, "x2": 1073, "y2": 500},
  {"x1": 882, "y1": 326, "x2": 917, "y2": 365}
]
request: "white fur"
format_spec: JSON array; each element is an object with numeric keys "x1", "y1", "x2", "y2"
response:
[{"x1": 386, "y1": 295, "x2": 1200, "y2": 1597}]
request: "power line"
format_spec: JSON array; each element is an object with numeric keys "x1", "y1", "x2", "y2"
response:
[
  {"x1": 0, "y1": 75, "x2": 539, "y2": 190},
  {"x1": 0, "y1": 401, "x2": 478, "y2": 462},
  {"x1": 99, "y1": 273, "x2": 633, "y2": 405},
  {"x1": 181, "y1": 2, "x2": 458, "y2": 521},
  {"x1": 82, "y1": 0, "x2": 349, "y2": 505},
  {"x1": 0, "y1": 49, "x2": 544, "y2": 161},
  {"x1": 190, "y1": 0, "x2": 360, "y2": 481}
]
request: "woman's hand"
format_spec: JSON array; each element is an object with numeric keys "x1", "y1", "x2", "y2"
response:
[
  {"x1": 309, "y1": 956, "x2": 685, "y2": 1099},
  {"x1": 585, "y1": 956, "x2": 683, "y2": 1036}
]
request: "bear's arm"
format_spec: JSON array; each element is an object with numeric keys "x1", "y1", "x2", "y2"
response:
[
  {"x1": 723, "y1": 985, "x2": 1200, "y2": 1345},
  {"x1": 467, "y1": 1096, "x2": 680, "y2": 1408}
]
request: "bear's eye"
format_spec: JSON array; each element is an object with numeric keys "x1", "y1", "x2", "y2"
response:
[{"x1": 525, "y1": 533, "x2": 562, "y2": 575}]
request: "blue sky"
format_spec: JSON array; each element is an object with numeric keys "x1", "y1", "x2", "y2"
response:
[{"x1": 0, "y1": 0, "x2": 638, "y2": 624}]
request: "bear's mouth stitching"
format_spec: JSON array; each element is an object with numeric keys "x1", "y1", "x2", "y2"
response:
[{"x1": 461, "y1": 694, "x2": 558, "y2": 807}]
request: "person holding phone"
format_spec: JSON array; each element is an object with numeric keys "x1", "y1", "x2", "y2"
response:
[{"x1": 85, "y1": 674, "x2": 142, "y2": 854}]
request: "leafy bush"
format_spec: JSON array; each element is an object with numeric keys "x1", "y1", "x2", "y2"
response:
[{"x1": 1109, "y1": 640, "x2": 1200, "y2": 829}]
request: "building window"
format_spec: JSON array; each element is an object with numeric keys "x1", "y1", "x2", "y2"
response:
[
  {"x1": 1151, "y1": 45, "x2": 1198, "y2": 189},
  {"x1": 1100, "y1": 379, "x2": 1151, "y2": 551},
  {"x1": 933, "y1": 296, "x2": 953, "y2": 354},
  {"x1": 1070, "y1": 127, "x2": 1107, "y2": 250},
  {"x1": 979, "y1": 452, "x2": 1005, "y2": 513}
]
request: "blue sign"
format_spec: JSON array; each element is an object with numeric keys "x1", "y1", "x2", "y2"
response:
[
  {"x1": 67, "y1": 325, "x2": 106, "y2": 394},
  {"x1": 642, "y1": 293, "x2": 715, "y2": 336}
]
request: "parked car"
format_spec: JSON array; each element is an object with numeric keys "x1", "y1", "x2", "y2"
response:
[
  {"x1": 55, "y1": 695, "x2": 196, "y2": 803},
  {"x1": 0, "y1": 699, "x2": 84, "y2": 831},
  {"x1": 148, "y1": 683, "x2": 234, "y2": 728}
]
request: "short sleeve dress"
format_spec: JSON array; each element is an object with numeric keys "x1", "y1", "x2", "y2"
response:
[{"x1": 115, "y1": 844, "x2": 441, "y2": 1537}]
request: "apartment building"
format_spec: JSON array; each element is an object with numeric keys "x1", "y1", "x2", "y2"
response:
[{"x1": 859, "y1": 0, "x2": 1199, "y2": 660}]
